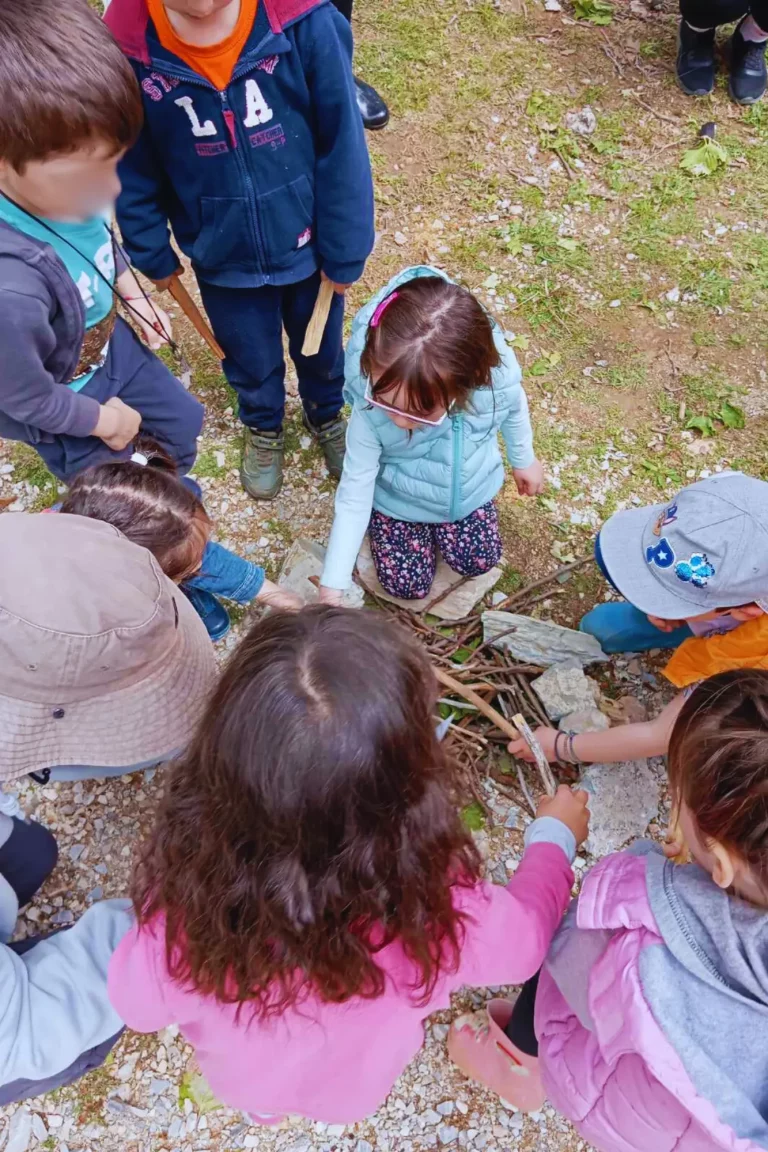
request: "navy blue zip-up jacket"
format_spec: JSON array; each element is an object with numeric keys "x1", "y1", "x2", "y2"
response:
[{"x1": 106, "y1": 0, "x2": 374, "y2": 288}]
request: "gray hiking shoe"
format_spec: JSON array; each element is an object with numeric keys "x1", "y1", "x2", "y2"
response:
[
  {"x1": 240, "y1": 426, "x2": 284, "y2": 500},
  {"x1": 303, "y1": 412, "x2": 347, "y2": 479}
]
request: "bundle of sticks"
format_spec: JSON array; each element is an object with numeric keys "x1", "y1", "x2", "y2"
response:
[{"x1": 354, "y1": 557, "x2": 593, "y2": 820}]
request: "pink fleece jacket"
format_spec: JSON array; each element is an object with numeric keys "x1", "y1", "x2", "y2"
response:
[
  {"x1": 109, "y1": 843, "x2": 572, "y2": 1121},
  {"x1": 536, "y1": 853, "x2": 764, "y2": 1152}
]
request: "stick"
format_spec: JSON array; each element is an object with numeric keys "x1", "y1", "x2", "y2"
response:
[
  {"x1": 630, "y1": 93, "x2": 680, "y2": 126},
  {"x1": 491, "y1": 556, "x2": 594, "y2": 615},
  {"x1": 433, "y1": 667, "x2": 556, "y2": 796},
  {"x1": 167, "y1": 275, "x2": 225, "y2": 361},
  {"x1": 422, "y1": 574, "x2": 472, "y2": 615},
  {"x1": 302, "y1": 278, "x2": 335, "y2": 356}
]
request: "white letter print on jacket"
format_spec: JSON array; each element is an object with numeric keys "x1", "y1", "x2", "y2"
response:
[{"x1": 175, "y1": 80, "x2": 273, "y2": 140}]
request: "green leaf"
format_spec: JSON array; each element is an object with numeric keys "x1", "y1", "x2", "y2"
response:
[
  {"x1": 573, "y1": 0, "x2": 614, "y2": 23},
  {"x1": 510, "y1": 333, "x2": 530, "y2": 350},
  {"x1": 718, "y1": 400, "x2": 746, "y2": 430},
  {"x1": 556, "y1": 237, "x2": 578, "y2": 251},
  {"x1": 461, "y1": 802, "x2": 487, "y2": 831},
  {"x1": 686, "y1": 414, "x2": 717, "y2": 437},
  {"x1": 679, "y1": 137, "x2": 728, "y2": 177},
  {"x1": 179, "y1": 1072, "x2": 223, "y2": 1115},
  {"x1": 529, "y1": 357, "x2": 551, "y2": 376},
  {"x1": 539, "y1": 495, "x2": 558, "y2": 512}
]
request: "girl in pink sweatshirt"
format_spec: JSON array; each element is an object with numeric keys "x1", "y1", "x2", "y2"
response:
[
  {"x1": 450, "y1": 668, "x2": 768, "y2": 1152},
  {"x1": 108, "y1": 605, "x2": 589, "y2": 1124}
]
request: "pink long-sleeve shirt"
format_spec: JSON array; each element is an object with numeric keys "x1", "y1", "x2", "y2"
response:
[{"x1": 109, "y1": 842, "x2": 572, "y2": 1122}]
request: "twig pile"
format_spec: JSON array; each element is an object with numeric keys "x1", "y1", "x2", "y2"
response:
[{"x1": 355, "y1": 558, "x2": 592, "y2": 820}]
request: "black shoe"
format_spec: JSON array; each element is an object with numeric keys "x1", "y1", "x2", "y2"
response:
[
  {"x1": 676, "y1": 21, "x2": 716, "y2": 95},
  {"x1": 354, "y1": 76, "x2": 389, "y2": 130},
  {"x1": 730, "y1": 22, "x2": 768, "y2": 104}
]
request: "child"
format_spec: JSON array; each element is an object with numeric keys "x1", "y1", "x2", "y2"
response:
[
  {"x1": 61, "y1": 438, "x2": 302, "y2": 639},
  {"x1": 318, "y1": 268, "x2": 545, "y2": 605},
  {"x1": 0, "y1": 512, "x2": 216, "y2": 783},
  {"x1": 451, "y1": 669, "x2": 768, "y2": 1151},
  {"x1": 109, "y1": 606, "x2": 589, "y2": 1123},
  {"x1": 0, "y1": 0, "x2": 203, "y2": 484},
  {"x1": 104, "y1": 0, "x2": 375, "y2": 501},
  {"x1": 677, "y1": 1, "x2": 766, "y2": 105},
  {"x1": 508, "y1": 472, "x2": 768, "y2": 769}
]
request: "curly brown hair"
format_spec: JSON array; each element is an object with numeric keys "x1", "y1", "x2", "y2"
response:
[
  {"x1": 668, "y1": 669, "x2": 768, "y2": 889},
  {"x1": 132, "y1": 606, "x2": 482, "y2": 1015},
  {"x1": 360, "y1": 276, "x2": 501, "y2": 420}
]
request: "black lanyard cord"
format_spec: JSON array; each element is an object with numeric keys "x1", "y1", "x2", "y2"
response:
[{"x1": 0, "y1": 190, "x2": 179, "y2": 355}]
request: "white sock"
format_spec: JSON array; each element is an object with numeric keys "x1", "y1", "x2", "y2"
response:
[{"x1": 740, "y1": 13, "x2": 768, "y2": 40}]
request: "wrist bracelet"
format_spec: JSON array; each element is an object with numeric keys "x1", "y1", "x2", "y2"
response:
[
  {"x1": 553, "y1": 730, "x2": 566, "y2": 763},
  {"x1": 566, "y1": 732, "x2": 584, "y2": 766},
  {"x1": 123, "y1": 294, "x2": 153, "y2": 301}
]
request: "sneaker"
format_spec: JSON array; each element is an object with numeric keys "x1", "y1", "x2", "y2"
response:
[
  {"x1": 241, "y1": 427, "x2": 284, "y2": 500},
  {"x1": 447, "y1": 999, "x2": 546, "y2": 1112},
  {"x1": 676, "y1": 21, "x2": 716, "y2": 95},
  {"x1": 730, "y1": 22, "x2": 768, "y2": 104},
  {"x1": 303, "y1": 412, "x2": 347, "y2": 480},
  {"x1": 0, "y1": 791, "x2": 23, "y2": 820},
  {"x1": 354, "y1": 76, "x2": 389, "y2": 131},
  {"x1": 183, "y1": 586, "x2": 231, "y2": 642}
]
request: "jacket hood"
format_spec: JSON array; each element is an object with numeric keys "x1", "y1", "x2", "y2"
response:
[
  {"x1": 104, "y1": 0, "x2": 326, "y2": 64},
  {"x1": 647, "y1": 848, "x2": 768, "y2": 1011}
]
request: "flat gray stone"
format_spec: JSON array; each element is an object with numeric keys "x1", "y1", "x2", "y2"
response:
[
  {"x1": 6, "y1": 1110, "x2": 32, "y2": 1152},
  {"x1": 532, "y1": 660, "x2": 600, "y2": 721},
  {"x1": 581, "y1": 760, "x2": 660, "y2": 856},
  {"x1": 356, "y1": 537, "x2": 501, "y2": 620},
  {"x1": 482, "y1": 611, "x2": 607, "y2": 667},
  {"x1": 558, "y1": 707, "x2": 610, "y2": 734},
  {"x1": 278, "y1": 538, "x2": 364, "y2": 609}
]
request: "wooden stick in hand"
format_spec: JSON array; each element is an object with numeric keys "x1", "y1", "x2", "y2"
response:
[
  {"x1": 302, "y1": 278, "x2": 335, "y2": 357},
  {"x1": 167, "y1": 274, "x2": 226, "y2": 361}
]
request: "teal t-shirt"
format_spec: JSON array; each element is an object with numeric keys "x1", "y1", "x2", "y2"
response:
[{"x1": 0, "y1": 198, "x2": 115, "y2": 392}]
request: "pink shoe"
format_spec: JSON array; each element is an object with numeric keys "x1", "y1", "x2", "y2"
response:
[{"x1": 447, "y1": 998, "x2": 545, "y2": 1111}]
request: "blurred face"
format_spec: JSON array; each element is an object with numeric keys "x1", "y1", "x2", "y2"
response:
[
  {"x1": 369, "y1": 370, "x2": 449, "y2": 432},
  {"x1": 0, "y1": 142, "x2": 123, "y2": 222},
  {"x1": 162, "y1": 0, "x2": 237, "y2": 21}
]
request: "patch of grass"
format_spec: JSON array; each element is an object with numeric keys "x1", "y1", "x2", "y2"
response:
[
  {"x1": 7, "y1": 444, "x2": 59, "y2": 510},
  {"x1": 73, "y1": 1059, "x2": 114, "y2": 1126},
  {"x1": 461, "y1": 802, "x2": 487, "y2": 832},
  {"x1": 495, "y1": 566, "x2": 524, "y2": 596}
]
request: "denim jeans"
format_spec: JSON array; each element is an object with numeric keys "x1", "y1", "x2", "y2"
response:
[
  {"x1": 579, "y1": 532, "x2": 693, "y2": 655},
  {"x1": 184, "y1": 541, "x2": 265, "y2": 604}
]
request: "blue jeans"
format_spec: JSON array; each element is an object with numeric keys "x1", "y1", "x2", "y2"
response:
[
  {"x1": 579, "y1": 533, "x2": 693, "y2": 654},
  {"x1": 198, "y1": 271, "x2": 345, "y2": 432},
  {"x1": 184, "y1": 541, "x2": 265, "y2": 603},
  {"x1": 23, "y1": 319, "x2": 204, "y2": 481}
]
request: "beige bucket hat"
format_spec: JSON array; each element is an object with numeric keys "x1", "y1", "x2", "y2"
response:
[{"x1": 0, "y1": 513, "x2": 217, "y2": 781}]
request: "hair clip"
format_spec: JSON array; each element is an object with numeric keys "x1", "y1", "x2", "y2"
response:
[
  {"x1": 130, "y1": 452, "x2": 149, "y2": 466},
  {"x1": 369, "y1": 291, "x2": 399, "y2": 328}
]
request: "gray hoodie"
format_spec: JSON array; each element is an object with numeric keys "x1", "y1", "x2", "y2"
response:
[{"x1": 0, "y1": 220, "x2": 121, "y2": 440}]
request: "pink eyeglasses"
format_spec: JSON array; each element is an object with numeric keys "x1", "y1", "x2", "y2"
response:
[{"x1": 363, "y1": 382, "x2": 450, "y2": 427}]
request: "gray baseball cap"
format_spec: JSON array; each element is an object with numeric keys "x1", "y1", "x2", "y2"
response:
[{"x1": 598, "y1": 472, "x2": 768, "y2": 620}]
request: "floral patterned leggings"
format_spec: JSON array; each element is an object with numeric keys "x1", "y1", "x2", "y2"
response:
[{"x1": 369, "y1": 501, "x2": 502, "y2": 600}]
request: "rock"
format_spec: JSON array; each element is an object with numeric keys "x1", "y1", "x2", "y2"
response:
[
  {"x1": 278, "y1": 539, "x2": 364, "y2": 609},
  {"x1": 438, "y1": 1125, "x2": 460, "y2": 1145},
  {"x1": 68, "y1": 844, "x2": 86, "y2": 862},
  {"x1": 6, "y1": 1110, "x2": 32, "y2": 1152},
  {"x1": 356, "y1": 538, "x2": 501, "y2": 621},
  {"x1": 30, "y1": 1115, "x2": 47, "y2": 1144},
  {"x1": 436, "y1": 1102, "x2": 455, "y2": 1116},
  {"x1": 504, "y1": 805, "x2": 522, "y2": 829},
  {"x1": 482, "y1": 611, "x2": 607, "y2": 667},
  {"x1": 544, "y1": 0, "x2": 563, "y2": 9},
  {"x1": 558, "y1": 707, "x2": 610, "y2": 734},
  {"x1": 149, "y1": 1078, "x2": 173, "y2": 1096},
  {"x1": 565, "y1": 106, "x2": 597, "y2": 135},
  {"x1": 602, "y1": 695, "x2": 648, "y2": 724},
  {"x1": 393, "y1": 231, "x2": 408, "y2": 246},
  {"x1": 581, "y1": 760, "x2": 660, "y2": 856},
  {"x1": 532, "y1": 660, "x2": 600, "y2": 721}
]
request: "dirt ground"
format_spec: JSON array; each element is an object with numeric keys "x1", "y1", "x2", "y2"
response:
[{"x1": 0, "y1": 0, "x2": 766, "y2": 1148}]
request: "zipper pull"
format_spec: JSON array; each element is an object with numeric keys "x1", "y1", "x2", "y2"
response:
[{"x1": 222, "y1": 107, "x2": 238, "y2": 150}]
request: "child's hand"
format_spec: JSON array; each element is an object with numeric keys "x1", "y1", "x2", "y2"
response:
[
  {"x1": 536, "y1": 784, "x2": 591, "y2": 847},
  {"x1": 647, "y1": 614, "x2": 685, "y2": 633},
  {"x1": 508, "y1": 725, "x2": 558, "y2": 763},
  {"x1": 318, "y1": 585, "x2": 345, "y2": 606},
  {"x1": 320, "y1": 269, "x2": 352, "y2": 295},
  {"x1": 128, "y1": 295, "x2": 173, "y2": 350},
  {"x1": 257, "y1": 582, "x2": 303, "y2": 611},
  {"x1": 512, "y1": 459, "x2": 545, "y2": 497},
  {"x1": 94, "y1": 397, "x2": 142, "y2": 451}
]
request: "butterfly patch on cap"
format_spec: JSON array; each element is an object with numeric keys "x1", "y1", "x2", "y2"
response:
[
  {"x1": 675, "y1": 553, "x2": 715, "y2": 588},
  {"x1": 652, "y1": 501, "x2": 678, "y2": 537},
  {"x1": 646, "y1": 538, "x2": 676, "y2": 569}
]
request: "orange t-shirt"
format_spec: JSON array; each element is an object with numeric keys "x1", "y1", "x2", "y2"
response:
[{"x1": 147, "y1": 0, "x2": 258, "y2": 92}]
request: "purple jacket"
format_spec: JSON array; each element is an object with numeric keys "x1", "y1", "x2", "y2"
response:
[{"x1": 536, "y1": 848, "x2": 768, "y2": 1152}]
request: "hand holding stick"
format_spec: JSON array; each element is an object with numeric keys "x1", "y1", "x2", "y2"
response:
[
  {"x1": 302, "y1": 277, "x2": 335, "y2": 357},
  {"x1": 433, "y1": 666, "x2": 557, "y2": 797}
]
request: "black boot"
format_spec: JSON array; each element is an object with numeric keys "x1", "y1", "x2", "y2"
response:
[
  {"x1": 676, "y1": 20, "x2": 716, "y2": 95},
  {"x1": 354, "y1": 76, "x2": 389, "y2": 130},
  {"x1": 730, "y1": 20, "x2": 768, "y2": 104}
]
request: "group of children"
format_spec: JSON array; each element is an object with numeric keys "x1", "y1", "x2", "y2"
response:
[{"x1": 0, "y1": 0, "x2": 767, "y2": 1146}]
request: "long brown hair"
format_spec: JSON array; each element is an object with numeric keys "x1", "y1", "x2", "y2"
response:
[
  {"x1": 132, "y1": 606, "x2": 482, "y2": 1015},
  {"x1": 360, "y1": 276, "x2": 501, "y2": 419},
  {"x1": 60, "y1": 438, "x2": 211, "y2": 583},
  {"x1": 668, "y1": 669, "x2": 768, "y2": 889}
]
